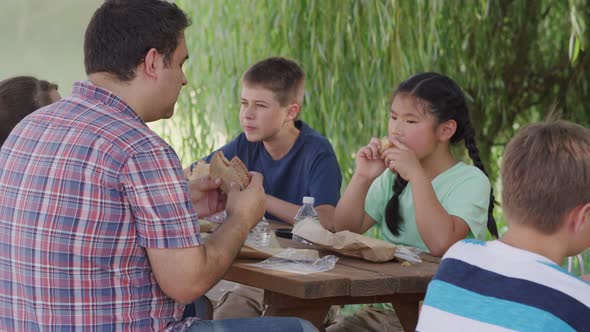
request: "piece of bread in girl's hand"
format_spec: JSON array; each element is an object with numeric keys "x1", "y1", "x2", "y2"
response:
[
  {"x1": 209, "y1": 151, "x2": 250, "y2": 193},
  {"x1": 379, "y1": 136, "x2": 394, "y2": 154}
]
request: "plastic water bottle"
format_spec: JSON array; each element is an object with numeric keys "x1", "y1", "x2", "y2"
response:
[
  {"x1": 249, "y1": 216, "x2": 271, "y2": 247},
  {"x1": 256, "y1": 217, "x2": 271, "y2": 247},
  {"x1": 293, "y1": 196, "x2": 318, "y2": 244}
]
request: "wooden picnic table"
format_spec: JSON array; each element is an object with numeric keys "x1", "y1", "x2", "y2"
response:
[{"x1": 223, "y1": 226, "x2": 440, "y2": 331}]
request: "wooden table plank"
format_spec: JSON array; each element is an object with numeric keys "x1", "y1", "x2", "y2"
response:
[
  {"x1": 225, "y1": 258, "x2": 402, "y2": 298},
  {"x1": 226, "y1": 240, "x2": 439, "y2": 298},
  {"x1": 335, "y1": 256, "x2": 438, "y2": 295},
  {"x1": 232, "y1": 241, "x2": 438, "y2": 295}
]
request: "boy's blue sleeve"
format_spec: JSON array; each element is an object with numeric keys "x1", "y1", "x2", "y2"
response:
[
  {"x1": 190, "y1": 136, "x2": 241, "y2": 172},
  {"x1": 308, "y1": 152, "x2": 342, "y2": 206}
]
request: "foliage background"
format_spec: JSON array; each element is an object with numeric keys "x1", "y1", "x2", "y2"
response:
[
  {"x1": 152, "y1": 0, "x2": 590, "y2": 278},
  {"x1": 0, "y1": 0, "x2": 102, "y2": 91},
  {"x1": 1, "y1": 0, "x2": 588, "y2": 314}
]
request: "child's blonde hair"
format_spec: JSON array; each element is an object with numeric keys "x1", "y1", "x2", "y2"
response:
[{"x1": 501, "y1": 120, "x2": 590, "y2": 233}]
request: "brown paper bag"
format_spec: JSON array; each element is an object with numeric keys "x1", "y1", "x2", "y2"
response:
[{"x1": 292, "y1": 217, "x2": 397, "y2": 262}]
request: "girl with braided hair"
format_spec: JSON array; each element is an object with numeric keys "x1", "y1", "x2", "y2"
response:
[
  {"x1": 324, "y1": 72, "x2": 498, "y2": 332},
  {"x1": 327, "y1": 72, "x2": 497, "y2": 257}
]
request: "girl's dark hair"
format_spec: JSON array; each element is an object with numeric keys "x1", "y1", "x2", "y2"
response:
[
  {"x1": 84, "y1": 0, "x2": 191, "y2": 82},
  {"x1": 0, "y1": 76, "x2": 58, "y2": 147},
  {"x1": 385, "y1": 72, "x2": 498, "y2": 238}
]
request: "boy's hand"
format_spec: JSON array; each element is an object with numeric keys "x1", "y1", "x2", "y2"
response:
[
  {"x1": 354, "y1": 137, "x2": 388, "y2": 181},
  {"x1": 381, "y1": 139, "x2": 424, "y2": 182},
  {"x1": 225, "y1": 172, "x2": 266, "y2": 231},
  {"x1": 189, "y1": 176, "x2": 226, "y2": 217}
]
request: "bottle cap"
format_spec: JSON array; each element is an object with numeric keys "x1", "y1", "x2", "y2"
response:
[{"x1": 302, "y1": 196, "x2": 314, "y2": 204}]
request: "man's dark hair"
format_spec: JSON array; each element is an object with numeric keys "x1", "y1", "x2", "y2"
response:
[
  {"x1": 84, "y1": 0, "x2": 191, "y2": 82},
  {"x1": 242, "y1": 57, "x2": 305, "y2": 106}
]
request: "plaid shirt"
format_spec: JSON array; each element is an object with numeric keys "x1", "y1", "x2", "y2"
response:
[{"x1": 0, "y1": 81, "x2": 202, "y2": 331}]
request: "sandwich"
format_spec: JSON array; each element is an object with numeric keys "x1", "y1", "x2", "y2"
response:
[
  {"x1": 190, "y1": 151, "x2": 250, "y2": 193},
  {"x1": 379, "y1": 136, "x2": 394, "y2": 154},
  {"x1": 192, "y1": 160, "x2": 210, "y2": 178}
]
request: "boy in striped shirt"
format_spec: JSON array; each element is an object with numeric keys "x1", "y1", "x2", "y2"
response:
[{"x1": 417, "y1": 120, "x2": 590, "y2": 331}]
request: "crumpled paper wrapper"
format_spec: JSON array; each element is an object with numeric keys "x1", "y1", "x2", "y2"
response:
[
  {"x1": 251, "y1": 248, "x2": 338, "y2": 275},
  {"x1": 198, "y1": 219, "x2": 220, "y2": 233},
  {"x1": 292, "y1": 217, "x2": 397, "y2": 262},
  {"x1": 199, "y1": 225, "x2": 319, "y2": 260},
  {"x1": 242, "y1": 231, "x2": 319, "y2": 260}
]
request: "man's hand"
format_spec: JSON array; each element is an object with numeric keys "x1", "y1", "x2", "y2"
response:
[
  {"x1": 148, "y1": 173, "x2": 266, "y2": 305},
  {"x1": 188, "y1": 176, "x2": 226, "y2": 217},
  {"x1": 225, "y1": 172, "x2": 266, "y2": 231}
]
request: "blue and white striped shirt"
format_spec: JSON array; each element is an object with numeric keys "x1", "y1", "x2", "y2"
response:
[{"x1": 418, "y1": 240, "x2": 590, "y2": 331}]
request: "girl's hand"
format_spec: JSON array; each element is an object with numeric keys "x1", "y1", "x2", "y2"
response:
[
  {"x1": 354, "y1": 137, "x2": 387, "y2": 180},
  {"x1": 381, "y1": 139, "x2": 425, "y2": 182}
]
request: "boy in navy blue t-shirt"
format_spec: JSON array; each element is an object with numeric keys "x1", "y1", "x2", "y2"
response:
[
  {"x1": 185, "y1": 57, "x2": 342, "y2": 320},
  {"x1": 188, "y1": 57, "x2": 342, "y2": 224}
]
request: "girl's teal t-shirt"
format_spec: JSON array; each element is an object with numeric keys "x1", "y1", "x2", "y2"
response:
[{"x1": 364, "y1": 161, "x2": 491, "y2": 252}]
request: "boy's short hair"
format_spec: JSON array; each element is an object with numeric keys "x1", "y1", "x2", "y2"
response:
[
  {"x1": 242, "y1": 57, "x2": 305, "y2": 106},
  {"x1": 501, "y1": 120, "x2": 590, "y2": 233},
  {"x1": 84, "y1": 0, "x2": 191, "y2": 82}
]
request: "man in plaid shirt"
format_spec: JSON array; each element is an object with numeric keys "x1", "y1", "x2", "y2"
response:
[{"x1": 0, "y1": 1, "x2": 313, "y2": 331}]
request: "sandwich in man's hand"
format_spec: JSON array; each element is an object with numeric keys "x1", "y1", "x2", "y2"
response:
[
  {"x1": 189, "y1": 151, "x2": 250, "y2": 194},
  {"x1": 192, "y1": 160, "x2": 210, "y2": 178}
]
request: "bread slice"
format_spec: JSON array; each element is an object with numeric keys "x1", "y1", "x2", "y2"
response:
[
  {"x1": 379, "y1": 137, "x2": 393, "y2": 154},
  {"x1": 209, "y1": 151, "x2": 250, "y2": 193},
  {"x1": 192, "y1": 161, "x2": 210, "y2": 179},
  {"x1": 230, "y1": 156, "x2": 250, "y2": 190}
]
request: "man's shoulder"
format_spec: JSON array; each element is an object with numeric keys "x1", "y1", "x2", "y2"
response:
[{"x1": 53, "y1": 95, "x2": 169, "y2": 156}]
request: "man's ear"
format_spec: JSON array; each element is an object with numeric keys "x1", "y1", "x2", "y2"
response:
[
  {"x1": 437, "y1": 119, "x2": 457, "y2": 141},
  {"x1": 142, "y1": 48, "x2": 160, "y2": 80},
  {"x1": 571, "y1": 203, "x2": 590, "y2": 233},
  {"x1": 286, "y1": 103, "x2": 301, "y2": 120}
]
